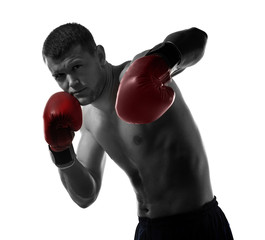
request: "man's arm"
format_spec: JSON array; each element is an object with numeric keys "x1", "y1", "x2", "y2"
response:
[
  {"x1": 119, "y1": 27, "x2": 207, "y2": 80},
  {"x1": 57, "y1": 126, "x2": 106, "y2": 208},
  {"x1": 165, "y1": 27, "x2": 208, "y2": 69},
  {"x1": 43, "y1": 92, "x2": 106, "y2": 208},
  {"x1": 116, "y1": 27, "x2": 208, "y2": 124},
  {"x1": 147, "y1": 27, "x2": 208, "y2": 76}
]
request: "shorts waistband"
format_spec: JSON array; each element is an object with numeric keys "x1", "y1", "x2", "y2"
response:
[{"x1": 138, "y1": 196, "x2": 218, "y2": 225}]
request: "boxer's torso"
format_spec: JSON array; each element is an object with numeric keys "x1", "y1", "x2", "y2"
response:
[{"x1": 83, "y1": 63, "x2": 213, "y2": 219}]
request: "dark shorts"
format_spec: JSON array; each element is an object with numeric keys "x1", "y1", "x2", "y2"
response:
[{"x1": 134, "y1": 197, "x2": 233, "y2": 240}]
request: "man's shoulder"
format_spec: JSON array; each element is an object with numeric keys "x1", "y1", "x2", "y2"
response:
[
  {"x1": 116, "y1": 61, "x2": 131, "y2": 82},
  {"x1": 117, "y1": 50, "x2": 152, "y2": 82}
]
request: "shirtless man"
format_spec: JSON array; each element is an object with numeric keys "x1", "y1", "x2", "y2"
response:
[{"x1": 42, "y1": 23, "x2": 233, "y2": 239}]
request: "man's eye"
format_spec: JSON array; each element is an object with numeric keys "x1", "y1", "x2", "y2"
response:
[
  {"x1": 54, "y1": 73, "x2": 65, "y2": 81},
  {"x1": 72, "y1": 65, "x2": 82, "y2": 71}
]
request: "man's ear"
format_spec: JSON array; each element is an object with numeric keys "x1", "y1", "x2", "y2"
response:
[{"x1": 96, "y1": 45, "x2": 106, "y2": 67}]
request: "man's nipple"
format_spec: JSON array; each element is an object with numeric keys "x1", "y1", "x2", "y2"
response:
[{"x1": 133, "y1": 135, "x2": 143, "y2": 145}]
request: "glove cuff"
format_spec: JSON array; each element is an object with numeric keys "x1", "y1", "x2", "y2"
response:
[
  {"x1": 146, "y1": 41, "x2": 182, "y2": 69},
  {"x1": 49, "y1": 145, "x2": 76, "y2": 169}
]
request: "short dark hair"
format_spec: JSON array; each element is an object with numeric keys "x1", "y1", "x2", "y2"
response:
[{"x1": 42, "y1": 23, "x2": 96, "y2": 60}]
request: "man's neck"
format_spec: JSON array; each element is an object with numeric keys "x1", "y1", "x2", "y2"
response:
[{"x1": 91, "y1": 62, "x2": 119, "y2": 113}]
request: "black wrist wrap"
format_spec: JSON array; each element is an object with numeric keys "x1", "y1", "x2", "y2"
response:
[{"x1": 49, "y1": 145, "x2": 76, "y2": 169}]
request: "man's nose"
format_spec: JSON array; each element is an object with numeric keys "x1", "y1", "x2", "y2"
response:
[{"x1": 67, "y1": 74, "x2": 79, "y2": 87}]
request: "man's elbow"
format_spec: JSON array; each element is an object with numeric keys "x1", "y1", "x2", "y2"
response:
[
  {"x1": 189, "y1": 27, "x2": 208, "y2": 64},
  {"x1": 77, "y1": 201, "x2": 92, "y2": 209},
  {"x1": 72, "y1": 192, "x2": 98, "y2": 209},
  {"x1": 191, "y1": 27, "x2": 208, "y2": 40}
]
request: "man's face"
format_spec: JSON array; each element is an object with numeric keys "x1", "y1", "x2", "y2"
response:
[{"x1": 44, "y1": 45, "x2": 106, "y2": 105}]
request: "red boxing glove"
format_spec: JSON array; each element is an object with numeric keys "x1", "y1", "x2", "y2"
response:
[
  {"x1": 115, "y1": 55, "x2": 175, "y2": 124},
  {"x1": 43, "y1": 92, "x2": 82, "y2": 152}
]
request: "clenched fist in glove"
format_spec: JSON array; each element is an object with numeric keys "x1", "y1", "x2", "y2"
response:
[
  {"x1": 115, "y1": 53, "x2": 177, "y2": 124},
  {"x1": 43, "y1": 92, "x2": 82, "y2": 152}
]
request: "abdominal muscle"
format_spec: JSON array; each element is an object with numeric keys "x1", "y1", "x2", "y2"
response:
[
  {"x1": 126, "y1": 148, "x2": 214, "y2": 219},
  {"x1": 109, "y1": 120, "x2": 214, "y2": 219},
  {"x1": 117, "y1": 112, "x2": 213, "y2": 218}
]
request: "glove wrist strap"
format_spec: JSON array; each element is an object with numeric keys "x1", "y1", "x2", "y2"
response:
[{"x1": 49, "y1": 145, "x2": 76, "y2": 169}]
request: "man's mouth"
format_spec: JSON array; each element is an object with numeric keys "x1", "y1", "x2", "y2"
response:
[{"x1": 72, "y1": 88, "x2": 87, "y2": 96}]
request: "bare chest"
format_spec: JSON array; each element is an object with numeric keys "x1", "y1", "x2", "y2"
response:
[{"x1": 83, "y1": 105, "x2": 193, "y2": 175}]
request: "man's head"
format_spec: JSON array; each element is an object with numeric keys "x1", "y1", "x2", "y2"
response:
[
  {"x1": 42, "y1": 22, "x2": 96, "y2": 61},
  {"x1": 43, "y1": 23, "x2": 107, "y2": 106}
]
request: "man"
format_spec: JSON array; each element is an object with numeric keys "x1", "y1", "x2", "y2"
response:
[{"x1": 42, "y1": 23, "x2": 233, "y2": 239}]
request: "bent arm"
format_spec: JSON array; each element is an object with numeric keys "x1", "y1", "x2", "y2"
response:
[
  {"x1": 147, "y1": 27, "x2": 208, "y2": 75},
  {"x1": 54, "y1": 126, "x2": 106, "y2": 208},
  {"x1": 120, "y1": 28, "x2": 208, "y2": 81},
  {"x1": 164, "y1": 27, "x2": 208, "y2": 69}
]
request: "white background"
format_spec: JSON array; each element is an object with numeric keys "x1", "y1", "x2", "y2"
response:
[{"x1": 1, "y1": 0, "x2": 264, "y2": 239}]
